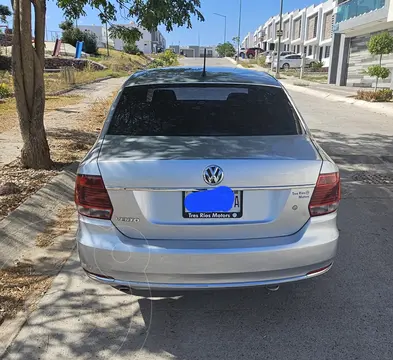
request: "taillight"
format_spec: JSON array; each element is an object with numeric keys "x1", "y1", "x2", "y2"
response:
[
  {"x1": 75, "y1": 175, "x2": 113, "y2": 219},
  {"x1": 309, "y1": 172, "x2": 340, "y2": 217}
]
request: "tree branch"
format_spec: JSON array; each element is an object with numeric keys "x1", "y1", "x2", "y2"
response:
[{"x1": 33, "y1": 0, "x2": 46, "y2": 69}]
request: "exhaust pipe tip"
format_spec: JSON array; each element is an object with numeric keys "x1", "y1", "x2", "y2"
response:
[{"x1": 266, "y1": 284, "x2": 280, "y2": 292}]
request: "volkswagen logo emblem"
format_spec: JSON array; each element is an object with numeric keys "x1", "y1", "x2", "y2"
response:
[{"x1": 203, "y1": 165, "x2": 224, "y2": 185}]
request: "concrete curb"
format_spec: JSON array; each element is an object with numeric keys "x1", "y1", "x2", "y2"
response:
[
  {"x1": 281, "y1": 81, "x2": 393, "y2": 117},
  {"x1": 225, "y1": 57, "x2": 238, "y2": 65},
  {"x1": 0, "y1": 162, "x2": 77, "y2": 268}
]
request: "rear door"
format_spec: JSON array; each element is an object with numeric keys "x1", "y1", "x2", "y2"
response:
[
  {"x1": 98, "y1": 83, "x2": 322, "y2": 240},
  {"x1": 291, "y1": 55, "x2": 302, "y2": 68}
]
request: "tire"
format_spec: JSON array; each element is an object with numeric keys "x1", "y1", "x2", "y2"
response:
[
  {"x1": 282, "y1": 63, "x2": 290, "y2": 70},
  {"x1": 248, "y1": 53, "x2": 254, "y2": 59}
]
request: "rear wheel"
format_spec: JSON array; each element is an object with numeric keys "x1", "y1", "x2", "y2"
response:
[
  {"x1": 248, "y1": 53, "x2": 254, "y2": 59},
  {"x1": 282, "y1": 63, "x2": 290, "y2": 70}
]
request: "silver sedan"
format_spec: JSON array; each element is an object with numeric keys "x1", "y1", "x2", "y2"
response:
[{"x1": 75, "y1": 66, "x2": 340, "y2": 292}]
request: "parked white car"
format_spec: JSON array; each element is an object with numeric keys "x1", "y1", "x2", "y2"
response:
[
  {"x1": 265, "y1": 51, "x2": 295, "y2": 65},
  {"x1": 274, "y1": 54, "x2": 316, "y2": 69}
]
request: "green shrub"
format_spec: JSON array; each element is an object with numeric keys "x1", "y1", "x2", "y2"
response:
[
  {"x1": 148, "y1": 50, "x2": 179, "y2": 68},
  {"x1": 356, "y1": 89, "x2": 393, "y2": 102},
  {"x1": 367, "y1": 32, "x2": 393, "y2": 90},
  {"x1": 62, "y1": 27, "x2": 98, "y2": 54},
  {"x1": 0, "y1": 82, "x2": 12, "y2": 98},
  {"x1": 158, "y1": 49, "x2": 178, "y2": 66},
  {"x1": 311, "y1": 61, "x2": 324, "y2": 70},
  {"x1": 216, "y1": 42, "x2": 236, "y2": 57},
  {"x1": 147, "y1": 58, "x2": 166, "y2": 69},
  {"x1": 123, "y1": 42, "x2": 140, "y2": 55},
  {"x1": 367, "y1": 65, "x2": 390, "y2": 81}
]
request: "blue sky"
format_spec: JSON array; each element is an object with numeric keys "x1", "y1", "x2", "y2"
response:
[{"x1": 1, "y1": 0, "x2": 323, "y2": 45}]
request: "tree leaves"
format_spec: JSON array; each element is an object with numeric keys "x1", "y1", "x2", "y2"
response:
[
  {"x1": 0, "y1": 4, "x2": 12, "y2": 23},
  {"x1": 216, "y1": 42, "x2": 236, "y2": 57},
  {"x1": 367, "y1": 32, "x2": 393, "y2": 55},
  {"x1": 367, "y1": 32, "x2": 393, "y2": 90},
  {"x1": 56, "y1": 0, "x2": 204, "y2": 32},
  {"x1": 367, "y1": 65, "x2": 390, "y2": 80},
  {"x1": 109, "y1": 25, "x2": 142, "y2": 44}
]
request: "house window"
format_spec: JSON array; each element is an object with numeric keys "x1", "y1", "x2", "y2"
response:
[
  {"x1": 293, "y1": 18, "x2": 301, "y2": 39},
  {"x1": 304, "y1": 46, "x2": 307, "y2": 54},
  {"x1": 297, "y1": 45, "x2": 300, "y2": 53},
  {"x1": 323, "y1": 11, "x2": 333, "y2": 40},
  {"x1": 283, "y1": 20, "x2": 290, "y2": 38},
  {"x1": 307, "y1": 15, "x2": 318, "y2": 40},
  {"x1": 325, "y1": 45, "x2": 331, "y2": 58},
  {"x1": 308, "y1": 46, "x2": 312, "y2": 56}
]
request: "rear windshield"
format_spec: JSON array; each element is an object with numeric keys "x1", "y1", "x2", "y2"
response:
[{"x1": 107, "y1": 84, "x2": 303, "y2": 136}]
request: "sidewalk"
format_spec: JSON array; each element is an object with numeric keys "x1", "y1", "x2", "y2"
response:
[
  {"x1": 226, "y1": 57, "x2": 393, "y2": 117},
  {"x1": 280, "y1": 78, "x2": 393, "y2": 117}
]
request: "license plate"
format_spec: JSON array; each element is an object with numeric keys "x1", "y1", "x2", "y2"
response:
[{"x1": 182, "y1": 190, "x2": 243, "y2": 219}]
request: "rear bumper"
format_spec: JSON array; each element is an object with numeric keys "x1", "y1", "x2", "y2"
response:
[
  {"x1": 84, "y1": 263, "x2": 333, "y2": 290},
  {"x1": 77, "y1": 212, "x2": 339, "y2": 290}
]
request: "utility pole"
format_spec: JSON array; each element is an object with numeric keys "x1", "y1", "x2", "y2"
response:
[
  {"x1": 275, "y1": 0, "x2": 284, "y2": 78},
  {"x1": 237, "y1": 0, "x2": 242, "y2": 63}
]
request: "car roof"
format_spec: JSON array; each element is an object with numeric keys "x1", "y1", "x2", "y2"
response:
[{"x1": 124, "y1": 66, "x2": 281, "y2": 88}]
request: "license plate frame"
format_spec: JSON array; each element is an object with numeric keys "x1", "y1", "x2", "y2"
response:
[{"x1": 182, "y1": 189, "x2": 243, "y2": 219}]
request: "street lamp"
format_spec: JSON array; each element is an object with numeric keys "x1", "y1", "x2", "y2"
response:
[
  {"x1": 275, "y1": 0, "x2": 284, "y2": 79},
  {"x1": 237, "y1": 0, "x2": 242, "y2": 63},
  {"x1": 213, "y1": 12, "x2": 227, "y2": 56},
  {"x1": 213, "y1": 13, "x2": 227, "y2": 45}
]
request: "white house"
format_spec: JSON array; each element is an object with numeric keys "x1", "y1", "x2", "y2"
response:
[
  {"x1": 253, "y1": 0, "x2": 337, "y2": 67},
  {"x1": 329, "y1": 0, "x2": 393, "y2": 88},
  {"x1": 112, "y1": 22, "x2": 166, "y2": 53},
  {"x1": 77, "y1": 21, "x2": 166, "y2": 54},
  {"x1": 241, "y1": 32, "x2": 254, "y2": 49},
  {"x1": 76, "y1": 24, "x2": 114, "y2": 48}
]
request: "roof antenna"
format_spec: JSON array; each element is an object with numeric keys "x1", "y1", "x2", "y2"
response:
[{"x1": 202, "y1": 48, "x2": 207, "y2": 77}]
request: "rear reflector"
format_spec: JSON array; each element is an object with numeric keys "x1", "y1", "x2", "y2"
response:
[
  {"x1": 306, "y1": 263, "x2": 332, "y2": 277},
  {"x1": 75, "y1": 175, "x2": 113, "y2": 219},
  {"x1": 309, "y1": 172, "x2": 340, "y2": 217}
]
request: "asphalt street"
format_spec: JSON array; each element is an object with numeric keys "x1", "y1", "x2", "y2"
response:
[{"x1": 3, "y1": 57, "x2": 393, "y2": 360}]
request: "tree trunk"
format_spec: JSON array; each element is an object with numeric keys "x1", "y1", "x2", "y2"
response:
[
  {"x1": 12, "y1": 0, "x2": 52, "y2": 169},
  {"x1": 375, "y1": 53, "x2": 383, "y2": 92}
]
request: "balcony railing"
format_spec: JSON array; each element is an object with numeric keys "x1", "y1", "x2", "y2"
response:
[{"x1": 336, "y1": 0, "x2": 385, "y2": 23}]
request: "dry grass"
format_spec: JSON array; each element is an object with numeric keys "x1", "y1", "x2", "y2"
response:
[
  {"x1": 355, "y1": 89, "x2": 393, "y2": 102},
  {"x1": 0, "y1": 262, "x2": 52, "y2": 325},
  {"x1": 239, "y1": 61, "x2": 254, "y2": 68},
  {"x1": 302, "y1": 74, "x2": 328, "y2": 83},
  {"x1": 90, "y1": 49, "x2": 150, "y2": 73},
  {"x1": 0, "y1": 95, "x2": 83, "y2": 134},
  {"x1": 0, "y1": 161, "x2": 60, "y2": 220},
  {"x1": 35, "y1": 205, "x2": 76, "y2": 247},
  {"x1": 294, "y1": 82, "x2": 310, "y2": 87}
]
